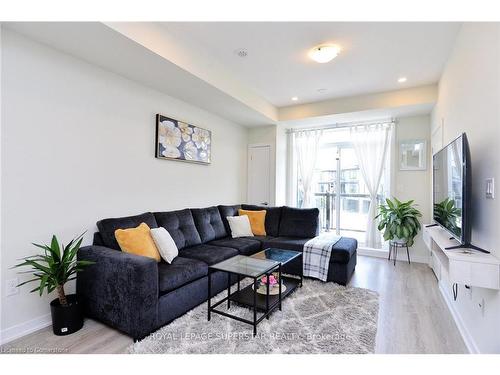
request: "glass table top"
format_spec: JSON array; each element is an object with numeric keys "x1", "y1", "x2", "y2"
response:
[
  {"x1": 251, "y1": 248, "x2": 301, "y2": 265},
  {"x1": 210, "y1": 255, "x2": 279, "y2": 277}
]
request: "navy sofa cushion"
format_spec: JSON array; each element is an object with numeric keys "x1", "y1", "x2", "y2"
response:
[
  {"x1": 157, "y1": 257, "x2": 208, "y2": 294},
  {"x1": 208, "y1": 237, "x2": 261, "y2": 256},
  {"x1": 96, "y1": 212, "x2": 158, "y2": 250},
  {"x1": 92, "y1": 232, "x2": 104, "y2": 246},
  {"x1": 191, "y1": 207, "x2": 227, "y2": 243},
  {"x1": 179, "y1": 244, "x2": 238, "y2": 265},
  {"x1": 243, "y1": 235, "x2": 275, "y2": 244},
  {"x1": 217, "y1": 205, "x2": 241, "y2": 234},
  {"x1": 261, "y1": 237, "x2": 311, "y2": 252},
  {"x1": 278, "y1": 206, "x2": 319, "y2": 238},
  {"x1": 153, "y1": 209, "x2": 202, "y2": 250},
  {"x1": 330, "y1": 237, "x2": 358, "y2": 264},
  {"x1": 241, "y1": 204, "x2": 282, "y2": 237}
]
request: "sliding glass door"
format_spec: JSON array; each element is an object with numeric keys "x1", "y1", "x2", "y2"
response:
[{"x1": 296, "y1": 128, "x2": 390, "y2": 246}]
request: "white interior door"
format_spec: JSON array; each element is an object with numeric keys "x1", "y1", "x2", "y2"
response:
[{"x1": 248, "y1": 145, "x2": 272, "y2": 206}]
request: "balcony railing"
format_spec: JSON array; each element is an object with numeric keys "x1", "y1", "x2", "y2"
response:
[{"x1": 314, "y1": 192, "x2": 383, "y2": 233}]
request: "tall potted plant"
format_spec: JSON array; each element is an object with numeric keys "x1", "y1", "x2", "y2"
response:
[
  {"x1": 13, "y1": 233, "x2": 94, "y2": 336},
  {"x1": 376, "y1": 198, "x2": 422, "y2": 246}
]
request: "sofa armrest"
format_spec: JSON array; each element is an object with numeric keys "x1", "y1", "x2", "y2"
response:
[{"x1": 76, "y1": 245, "x2": 158, "y2": 339}]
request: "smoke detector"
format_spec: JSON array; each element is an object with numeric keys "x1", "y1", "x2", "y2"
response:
[{"x1": 235, "y1": 48, "x2": 248, "y2": 58}]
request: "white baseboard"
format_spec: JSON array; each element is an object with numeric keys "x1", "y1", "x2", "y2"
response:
[
  {"x1": 0, "y1": 313, "x2": 52, "y2": 345},
  {"x1": 437, "y1": 282, "x2": 479, "y2": 354},
  {"x1": 358, "y1": 247, "x2": 429, "y2": 264}
]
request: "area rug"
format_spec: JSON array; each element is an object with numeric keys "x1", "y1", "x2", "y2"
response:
[{"x1": 130, "y1": 279, "x2": 379, "y2": 354}]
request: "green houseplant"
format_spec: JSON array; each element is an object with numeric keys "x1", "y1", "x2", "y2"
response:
[
  {"x1": 13, "y1": 233, "x2": 94, "y2": 335},
  {"x1": 376, "y1": 198, "x2": 423, "y2": 247}
]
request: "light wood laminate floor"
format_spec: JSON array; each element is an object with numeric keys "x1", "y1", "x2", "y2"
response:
[{"x1": 1, "y1": 256, "x2": 467, "y2": 354}]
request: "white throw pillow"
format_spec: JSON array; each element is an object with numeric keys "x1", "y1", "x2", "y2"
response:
[
  {"x1": 150, "y1": 227, "x2": 178, "y2": 264},
  {"x1": 226, "y1": 215, "x2": 254, "y2": 238}
]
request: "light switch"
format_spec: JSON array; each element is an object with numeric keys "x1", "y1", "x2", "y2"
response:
[{"x1": 486, "y1": 178, "x2": 494, "y2": 199}]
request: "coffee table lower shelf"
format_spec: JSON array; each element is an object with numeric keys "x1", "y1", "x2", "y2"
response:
[
  {"x1": 230, "y1": 276, "x2": 300, "y2": 310},
  {"x1": 208, "y1": 276, "x2": 301, "y2": 336}
]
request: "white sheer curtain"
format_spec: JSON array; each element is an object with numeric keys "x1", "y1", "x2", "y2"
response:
[
  {"x1": 294, "y1": 130, "x2": 322, "y2": 208},
  {"x1": 350, "y1": 123, "x2": 392, "y2": 248}
]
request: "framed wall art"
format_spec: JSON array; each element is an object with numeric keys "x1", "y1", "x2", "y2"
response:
[
  {"x1": 399, "y1": 139, "x2": 427, "y2": 171},
  {"x1": 155, "y1": 114, "x2": 211, "y2": 164}
]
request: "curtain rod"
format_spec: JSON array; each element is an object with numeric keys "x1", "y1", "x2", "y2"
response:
[{"x1": 286, "y1": 118, "x2": 396, "y2": 134}]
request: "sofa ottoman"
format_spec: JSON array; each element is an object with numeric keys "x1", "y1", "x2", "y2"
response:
[{"x1": 261, "y1": 236, "x2": 357, "y2": 285}]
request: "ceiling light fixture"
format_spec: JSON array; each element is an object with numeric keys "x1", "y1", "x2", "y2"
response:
[
  {"x1": 291, "y1": 96, "x2": 298, "y2": 101},
  {"x1": 398, "y1": 77, "x2": 407, "y2": 83},
  {"x1": 308, "y1": 44, "x2": 341, "y2": 63}
]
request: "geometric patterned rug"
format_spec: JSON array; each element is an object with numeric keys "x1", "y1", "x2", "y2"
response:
[{"x1": 130, "y1": 279, "x2": 379, "y2": 354}]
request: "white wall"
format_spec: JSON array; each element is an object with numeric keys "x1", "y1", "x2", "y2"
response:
[
  {"x1": 431, "y1": 23, "x2": 500, "y2": 353},
  {"x1": 0, "y1": 30, "x2": 248, "y2": 342},
  {"x1": 393, "y1": 115, "x2": 432, "y2": 262}
]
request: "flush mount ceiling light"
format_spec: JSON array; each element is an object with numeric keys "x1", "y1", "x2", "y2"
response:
[
  {"x1": 398, "y1": 77, "x2": 407, "y2": 83},
  {"x1": 308, "y1": 44, "x2": 341, "y2": 63},
  {"x1": 291, "y1": 96, "x2": 299, "y2": 101}
]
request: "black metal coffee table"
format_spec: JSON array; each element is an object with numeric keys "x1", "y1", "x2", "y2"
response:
[{"x1": 207, "y1": 248, "x2": 302, "y2": 336}]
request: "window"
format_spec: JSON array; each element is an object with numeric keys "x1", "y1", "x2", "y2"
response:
[{"x1": 294, "y1": 127, "x2": 391, "y2": 246}]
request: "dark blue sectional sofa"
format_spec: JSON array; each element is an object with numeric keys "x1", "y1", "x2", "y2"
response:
[{"x1": 76, "y1": 204, "x2": 357, "y2": 340}]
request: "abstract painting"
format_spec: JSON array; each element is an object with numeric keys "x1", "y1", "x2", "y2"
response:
[{"x1": 155, "y1": 114, "x2": 211, "y2": 164}]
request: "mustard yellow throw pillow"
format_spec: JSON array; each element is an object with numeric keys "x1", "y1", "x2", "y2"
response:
[
  {"x1": 238, "y1": 209, "x2": 266, "y2": 236},
  {"x1": 114, "y1": 223, "x2": 161, "y2": 262}
]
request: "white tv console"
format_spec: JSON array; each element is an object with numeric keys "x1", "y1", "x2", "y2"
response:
[{"x1": 423, "y1": 225, "x2": 500, "y2": 291}]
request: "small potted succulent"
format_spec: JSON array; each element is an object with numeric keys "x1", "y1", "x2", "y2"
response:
[
  {"x1": 376, "y1": 198, "x2": 422, "y2": 247},
  {"x1": 13, "y1": 233, "x2": 94, "y2": 336}
]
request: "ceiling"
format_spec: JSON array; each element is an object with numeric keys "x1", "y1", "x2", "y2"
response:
[
  {"x1": 161, "y1": 22, "x2": 461, "y2": 107},
  {"x1": 5, "y1": 22, "x2": 276, "y2": 126},
  {"x1": 6, "y1": 22, "x2": 457, "y2": 127}
]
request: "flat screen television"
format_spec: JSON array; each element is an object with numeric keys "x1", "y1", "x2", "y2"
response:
[{"x1": 432, "y1": 133, "x2": 488, "y2": 253}]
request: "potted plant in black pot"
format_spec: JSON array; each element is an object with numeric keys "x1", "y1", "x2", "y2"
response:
[{"x1": 13, "y1": 233, "x2": 94, "y2": 336}]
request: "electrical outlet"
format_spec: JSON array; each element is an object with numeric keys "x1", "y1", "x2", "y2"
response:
[{"x1": 5, "y1": 278, "x2": 19, "y2": 297}]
